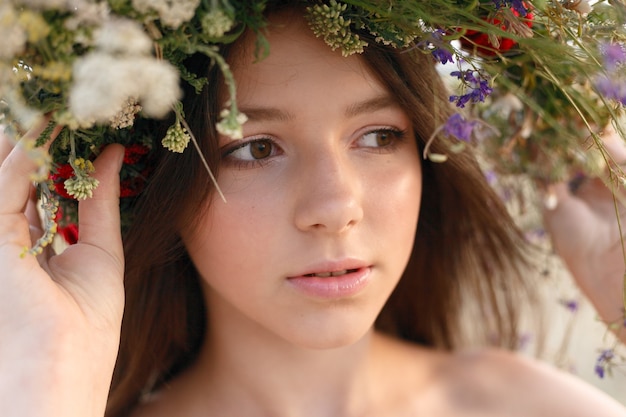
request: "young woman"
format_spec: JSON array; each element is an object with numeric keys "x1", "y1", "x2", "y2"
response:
[{"x1": 1, "y1": 2, "x2": 625, "y2": 417}]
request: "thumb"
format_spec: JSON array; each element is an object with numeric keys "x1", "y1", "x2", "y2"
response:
[{"x1": 542, "y1": 183, "x2": 590, "y2": 247}]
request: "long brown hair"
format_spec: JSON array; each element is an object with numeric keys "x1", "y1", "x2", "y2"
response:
[{"x1": 106, "y1": 3, "x2": 535, "y2": 416}]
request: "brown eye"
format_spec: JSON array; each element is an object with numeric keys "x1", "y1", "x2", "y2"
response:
[
  {"x1": 375, "y1": 131, "x2": 393, "y2": 147},
  {"x1": 357, "y1": 128, "x2": 405, "y2": 149},
  {"x1": 227, "y1": 138, "x2": 276, "y2": 161},
  {"x1": 250, "y1": 140, "x2": 272, "y2": 159}
]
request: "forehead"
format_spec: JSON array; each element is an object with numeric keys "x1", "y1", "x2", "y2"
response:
[{"x1": 227, "y1": 11, "x2": 388, "y2": 106}]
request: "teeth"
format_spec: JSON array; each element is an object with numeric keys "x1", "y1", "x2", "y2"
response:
[{"x1": 306, "y1": 269, "x2": 355, "y2": 278}]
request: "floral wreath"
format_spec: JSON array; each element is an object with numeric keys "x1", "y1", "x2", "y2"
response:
[{"x1": 1, "y1": 0, "x2": 625, "y2": 255}]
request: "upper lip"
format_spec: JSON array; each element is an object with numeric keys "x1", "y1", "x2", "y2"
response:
[{"x1": 288, "y1": 258, "x2": 370, "y2": 278}]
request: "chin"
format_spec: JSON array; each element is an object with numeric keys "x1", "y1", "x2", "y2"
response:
[{"x1": 281, "y1": 318, "x2": 375, "y2": 351}]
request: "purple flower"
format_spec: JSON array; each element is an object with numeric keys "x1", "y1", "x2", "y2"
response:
[
  {"x1": 493, "y1": 0, "x2": 529, "y2": 17},
  {"x1": 559, "y1": 299, "x2": 579, "y2": 313},
  {"x1": 449, "y1": 70, "x2": 493, "y2": 108},
  {"x1": 432, "y1": 48, "x2": 455, "y2": 65},
  {"x1": 484, "y1": 169, "x2": 497, "y2": 185},
  {"x1": 594, "y1": 349, "x2": 615, "y2": 379},
  {"x1": 443, "y1": 113, "x2": 478, "y2": 142},
  {"x1": 595, "y1": 42, "x2": 626, "y2": 104},
  {"x1": 594, "y1": 75, "x2": 626, "y2": 105},
  {"x1": 595, "y1": 363, "x2": 605, "y2": 379},
  {"x1": 420, "y1": 29, "x2": 455, "y2": 65},
  {"x1": 601, "y1": 42, "x2": 626, "y2": 71}
]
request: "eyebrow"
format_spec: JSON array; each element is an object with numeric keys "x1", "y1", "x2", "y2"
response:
[
  {"x1": 238, "y1": 106, "x2": 295, "y2": 122},
  {"x1": 238, "y1": 94, "x2": 399, "y2": 122},
  {"x1": 344, "y1": 94, "x2": 399, "y2": 118}
]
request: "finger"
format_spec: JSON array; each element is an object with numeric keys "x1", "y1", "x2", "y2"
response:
[
  {"x1": 77, "y1": 144, "x2": 125, "y2": 267},
  {"x1": 542, "y1": 183, "x2": 595, "y2": 255},
  {"x1": 601, "y1": 124, "x2": 626, "y2": 166},
  {"x1": 24, "y1": 186, "x2": 41, "y2": 229},
  {"x1": 0, "y1": 126, "x2": 16, "y2": 163},
  {"x1": 0, "y1": 119, "x2": 57, "y2": 216}
]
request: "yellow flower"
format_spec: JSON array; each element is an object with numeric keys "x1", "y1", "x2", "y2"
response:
[{"x1": 18, "y1": 10, "x2": 50, "y2": 43}]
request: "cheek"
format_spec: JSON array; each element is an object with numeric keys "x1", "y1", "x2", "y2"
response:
[
  {"x1": 181, "y1": 190, "x2": 284, "y2": 287},
  {"x1": 371, "y1": 157, "x2": 422, "y2": 225},
  {"x1": 367, "y1": 156, "x2": 422, "y2": 266}
]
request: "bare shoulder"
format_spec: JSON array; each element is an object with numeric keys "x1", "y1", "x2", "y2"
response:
[{"x1": 443, "y1": 347, "x2": 626, "y2": 417}]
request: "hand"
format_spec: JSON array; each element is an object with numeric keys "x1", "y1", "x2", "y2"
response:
[
  {"x1": 543, "y1": 126, "x2": 626, "y2": 343},
  {"x1": 0, "y1": 121, "x2": 125, "y2": 417}
]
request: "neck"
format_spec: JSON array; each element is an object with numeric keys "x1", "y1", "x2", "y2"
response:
[{"x1": 188, "y1": 292, "x2": 383, "y2": 417}]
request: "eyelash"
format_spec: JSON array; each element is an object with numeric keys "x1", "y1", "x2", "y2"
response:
[{"x1": 220, "y1": 127, "x2": 409, "y2": 170}]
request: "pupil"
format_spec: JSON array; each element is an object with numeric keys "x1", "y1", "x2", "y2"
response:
[{"x1": 251, "y1": 141, "x2": 271, "y2": 159}]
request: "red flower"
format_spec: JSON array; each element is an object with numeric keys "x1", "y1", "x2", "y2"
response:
[
  {"x1": 58, "y1": 223, "x2": 79, "y2": 245},
  {"x1": 460, "y1": 8, "x2": 533, "y2": 56},
  {"x1": 123, "y1": 144, "x2": 150, "y2": 164},
  {"x1": 49, "y1": 163, "x2": 75, "y2": 200},
  {"x1": 55, "y1": 163, "x2": 74, "y2": 178},
  {"x1": 54, "y1": 208, "x2": 79, "y2": 245}
]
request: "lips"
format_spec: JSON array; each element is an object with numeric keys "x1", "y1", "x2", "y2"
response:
[{"x1": 287, "y1": 261, "x2": 371, "y2": 299}]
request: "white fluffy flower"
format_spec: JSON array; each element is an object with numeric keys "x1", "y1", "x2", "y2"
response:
[
  {"x1": 11, "y1": 0, "x2": 69, "y2": 9},
  {"x1": 64, "y1": 0, "x2": 110, "y2": 31},
  {"x1": 131, "y1": 0, "x2": 200, "y2": 29},
  {"x1": 95, "y1": 18, "x2": 152, "y2": 56},
  {"x1": 70, "y1": 52, "x2": 181, "y2": 126},
  {"x1": 0, "y1": 4, "x2": 27, "y2": 59}
]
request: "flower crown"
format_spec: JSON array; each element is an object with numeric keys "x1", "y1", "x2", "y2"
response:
[{"x1": 2, "y1": 0, "x2": 625, "y2": 255}]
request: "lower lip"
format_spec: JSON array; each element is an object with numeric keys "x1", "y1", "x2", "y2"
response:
[{"x1": 287, "y1": 267, "x2": 371, "y2": 299}]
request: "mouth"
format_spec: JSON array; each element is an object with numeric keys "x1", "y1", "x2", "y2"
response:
[
  {"x1": 303, "y1": 268, "x2": 360, "y2": 278},
  {"x1": 288, "y1": 266, "x2": 372, "y2": 299}
]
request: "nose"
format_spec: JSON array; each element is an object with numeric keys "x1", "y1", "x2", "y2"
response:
[{"x1": 293, "y1": 149, "x2": 364, "y2": 234}]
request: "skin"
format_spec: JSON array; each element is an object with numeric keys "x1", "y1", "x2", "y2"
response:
[
  {"x1": 544, "y1": 124, "x2": 626, "y2": 342},
  {"x1": 183, "y1": 20, "x2": 421, "y2": 351},
  {"x1": 0, "y1": 9, "x2": 625, "y2": 417},
  {"x1": 0, "y1": 124, "x2": 125, "y2": 417}
]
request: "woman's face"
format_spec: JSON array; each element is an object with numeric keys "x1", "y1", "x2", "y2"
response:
[{"x1": 182, "y1": 14, "x2": 422, "y2": 350}]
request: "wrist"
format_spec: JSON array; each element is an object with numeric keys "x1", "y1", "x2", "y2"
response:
[{"x1": 0, "y1": 323, "x2": 119, "y2": 417}]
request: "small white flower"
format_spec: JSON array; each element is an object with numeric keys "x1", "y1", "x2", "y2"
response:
[
  {"x1": 137, "y1": 60, "x2": 182, "y2": 117},
  {"x1": 64, "y1": 1, "x2": 111, "y2": 31},
  {"x1": 201, "y1": 8, "x2": 234, "y2": 38},
  {"x1": 132, "y1": 0, "x2": 200, "y2": 29},
  {"x1": 70, "y1": 52, "x2": 181, "y2": 126},
  {"x1": 95, "y1": 18, "x2": 152, "y2": 56},
  {"x1": 64, "y1": 175, "x2": 99, "y2": 200},
  {"x1": 110, "y1": 98, "x2": 142, "y2": 129},
  {"x1": 569, "y1": 0, "x2": 592, "y2": 15},
  {"x1": 216, "y1": 108, "x2": 248, "y2": 139},
  {"x1": 162, "y1": 121, "x2": 190, "y2": 152},
  {"x1": 11, "y1": 0, "x2": 69, "y2": 10},
  {"x1": 0, "y1": 4, "x2": 27, "y2": 59},
  {"x1": 0, "y1": 63, "x2": 16, "y2": 101}
]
